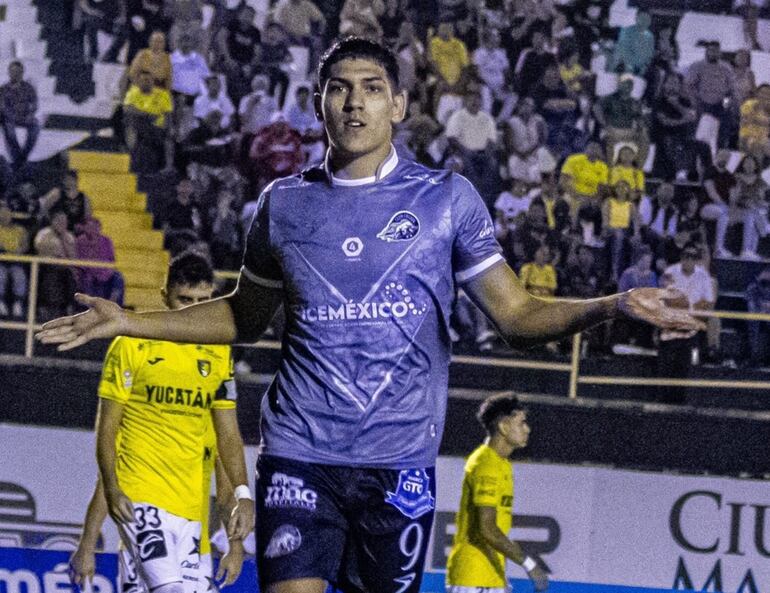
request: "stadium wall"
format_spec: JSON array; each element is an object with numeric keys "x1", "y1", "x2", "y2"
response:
[{"x1": 1, "y1": 424, "x2": 768, "y2": 593}]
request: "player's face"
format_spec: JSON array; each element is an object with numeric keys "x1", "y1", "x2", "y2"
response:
[
  {"x1": 164, "y1": 282, "x2": 214, "y2": 310},
  {"x1": 500, "y1": 411, "x2": 530, "y2": 448},
  {"x1": 317, "y1": 58, "x2": 406, "y2": 163}
]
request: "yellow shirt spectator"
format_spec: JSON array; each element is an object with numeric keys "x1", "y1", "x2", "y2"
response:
[
  {"x1": 561, "y1": 153, "x2": 609, "y2": 197},
  {"x1": 740, "y1": 98, "x2": 770, "y2": 150},
  {"x1": 609, "y1": 165, "x2": 645, "y2": 194},
  {"x1": 123, "y1": 85, "x2": 173, "y2": 127},
  {"x1": 606, "y1": 197, "x2": 633, "y2": 229},
  {"x1": 519, "y1": 262, "x2": 557, "y2": 296},
  {"x1": 429, "y1": 35, "x2": 469, "y2": 86}
]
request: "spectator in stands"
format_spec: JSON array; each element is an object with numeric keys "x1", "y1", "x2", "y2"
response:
[
  {"x1": 75, "y1": 217, "x2": 124, "y2": 305},
  {"x1": 515, "y1": 29, "x2": 557, "y2": 97},
  {"x1": 519, "y1": 243, "x2": 557, "y2": 297},
  {"x1": 652, "y1": 72, "x2": 711, "y2": 181},
  {"x1": 396, "y1": 100, "x2": 442, "y2": 167},
  {"x1": 675, "y1": 194, "x2": 707, "y2": 260},
  {"x1": 746, "y1": 266, "x2": 770, "y2": 366},
  {"x1": 239, "y1": 75, "x2": 280, "y2": 135},
  {"x1": 428, "y1": 21, "x2": 469, "y2": 92},
  {"x1": 125, "y1": 0, "x2": 171, "y2": 63},
  {"x1": 123, "y1": 69, "x2": 173, "y2": 172},
  {"x1": 505, "y1": 96, "x2": 551, "y2": 185},
  {"x1": 701, "y1": 149, "x2": 739, "y2": 258},
  {"x1": 194, "y1": 74, "x2": 235, "y2": 130},
  {"x1": 339, "y1": 0, "x2": 384, "y2": 38},
  {"x1": 167, "y1": 0, "x2": 205, "y2": 54},
  {"x1": 393, "y1": 22, "x2": 425, "y2": 97},
  {"x1": 639, "y1": 181, "x2": 678, "y2": 271},
  {"x1": 729, "y1": 50, "x2": 755, "y2": 146},
  {"x1": 614, "y1": 244, "x2": 657, "y2": 349},
  {"x1": 531, "y1": 64, "x2": 582, "y2": 160},
  {"x1": 6, "y1": 181, "x2": 41, "y2": 228},
  {"x1": 445, "y1": 90, "x2": 500, "y2": 206},
  {"x1": 603, "y1": 180, "x2": 638, "y2": 282},
  {"x1": 170, "y1": 32, "x2": 210, "y2": 100},
  {"x1": 561, "y1": 141, "x2": 608, "y2": 245},
  {"x1": 732, "y1": 154, "x2": 770, "y2": 259},
  {"x1": 608, "y1": 144, "x2": 645, "y2": 202},
  {"x1": 739, "y1": 83, "x2": 770, "y2": 159},
  {"x1": 79, "y1": 0, "x2": 123, "y2": 62},
  {"x1": 494, "y1": 176, "x2": 532, "y2": 238},
  {"x1": 473, "y1": 29, "x2": 513, "y2": 116},
  {"x1": 658, "y1": 244, "x2": 715, "y2": 404},
  {"x1": 594, "y1": 74, "x2": 648, "y2": 167},
  {"x1": 182, "y1": 110, "x2": 241, "y2": 199},
  {"x1": 452, "y1": 290, "x2": 495, "y2": 352},
  {"x1": 560, "y1": 243, "x2": 605, "y2": 299},
  {"x1": 380, "y1": 0, "x2": 406, "y2": 46},
  {"x1": 685, "y1": 41, "x2": 735, "y2": 149},
  {"x1": 568, "y1": 0, "x2": 610, "y2": 67},
  {"x1": 273, "y1": 0, "x2": 327, "y2": 73},
  {"x1": 207, "y1": 190, "x2": 242, "y2": 271},
  {"x1": 608, "y1": 10, "x2": 654, "y2": 76},
  {"x1": 248, "y1": 114, "x2": 304, "y2": 187},
  {"x1": 215, "y1": 4, "x2": 261, "y2": 104},
  {"x1": 129, "y1": 30, "x2": 172, "y2": 89},
  {"x1": 162, "y1": 178, "x2": 203, "y2": 245},
  {"x1": 34, "y1": 210, "x2": 77, "y2": 321},
  {"x1": 258, "y1": 23, "x2": 293, "y2": 109},
  {"x1": 284, "y1": 85, "x2": 324, "y2": 165},
  {"x1": 41, "y1": 170, "x2": 92, "y2": 233},
  {"x1": 0, "y1": 201, "x2": 29, "y2": 318},
  {"x1": 0, "y1": 61, "x2": 40, "y2": 168}
]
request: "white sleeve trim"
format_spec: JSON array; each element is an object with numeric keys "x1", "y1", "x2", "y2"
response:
[
  {"x1": 240, "y1": 266, "x2": 283, "y2": 289},
  {"x1": 455, "y1": 253, "x2": 505, "y2": 283}
]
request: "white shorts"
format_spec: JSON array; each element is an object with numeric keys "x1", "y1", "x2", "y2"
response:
[
  {"x1": 446, "y1": 587, "x2": 508, "y2": 593},
  {"x1": 117, "y1": 502, "x2": 203, "y2": 593}
]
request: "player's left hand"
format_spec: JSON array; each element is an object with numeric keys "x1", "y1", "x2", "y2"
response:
[
  {"x1": 528, "y1": 565, "x2": 549, "y2": 591},
  {"x1": 68, "y1": 545, "x2": 95, "y2": 588},
  {"x1": 227, "y1": 499, "x2": 254, "y2": 541},
  {"x1": 617, "y1": 288, "x2": 706, "y2": 336},
  {"x1": 215, "y1": 539, "x2": 244, "y2": 587}
]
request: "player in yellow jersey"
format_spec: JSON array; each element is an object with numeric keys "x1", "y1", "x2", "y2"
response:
[
  {"x1": 68, "y1": 252, "x2": 251, "y2": 593},
  {"x1": 446, "y1": 394, "x2": 548, "y2": 593}
]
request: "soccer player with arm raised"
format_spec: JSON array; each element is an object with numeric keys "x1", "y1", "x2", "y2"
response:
[{"x1": 40, "y1": 37, "x2": 702, "y2": 593}]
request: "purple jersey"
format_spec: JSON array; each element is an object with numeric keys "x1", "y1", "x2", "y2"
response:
[{"x1": 242, "y1": 149, "x2": 503, "y2": 468}]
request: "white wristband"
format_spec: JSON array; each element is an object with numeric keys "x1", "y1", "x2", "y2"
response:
[
  {"x1": 523, "y1": 556, "x2": 537, "y2": 572},
  {"x1": 234, "y1": 485, "x2": 253, "y2": 501}
]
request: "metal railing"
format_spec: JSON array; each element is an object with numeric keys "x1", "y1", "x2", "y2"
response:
[{"x1": 1, "y1": 253, "x2": 769, "y2": 399}]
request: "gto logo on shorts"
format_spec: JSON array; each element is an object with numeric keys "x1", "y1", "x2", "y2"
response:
[
  {"x1": 385, "y1": 469, "x2": 435, "y2": 520},
  {"x1": 377, "y1": 211, "x2": 420, "y2": 242},
  {"x1": 136, "y1": 529, "x2": 168, "y2": 561},
  {"x1": 265, "y1": 473, "x2": 318, "y2": 510},
  {"x1": 265, "y1": 524, "x2": 302, "y2": 558}
]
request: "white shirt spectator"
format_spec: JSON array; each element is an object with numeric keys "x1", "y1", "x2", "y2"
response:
[
  {"x1": 495, "y1": 191, "x2": 531, "y2": 224},
  {"x1": 193, "y1": 91, "x2": 235, "y2": 128},
  {"x1": 284, "y1": 102, "x2": 322, "y2": 134},
  {"x1": 473, "y1": 46, "x2": 509, "y2": 94},
  {"x1": 239, "y1": 92, "x2": 280, "y2": 134},
  {"x1": 664, "y1": 263, "x2": 715, "y2": 306},
  {"x1": 171, "y1": 50, "x2": 210, "y2": 96},
  {"x1": 445, "y1": 108, "x2": 497, "y2": 152}
]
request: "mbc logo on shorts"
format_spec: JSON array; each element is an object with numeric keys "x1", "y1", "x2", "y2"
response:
[
  {"x1": 265, "y1": 473, "x2": 318, "y2": 511},
  {"x1": 137, "y1": 530, "x2": 168, "y2": 562}
]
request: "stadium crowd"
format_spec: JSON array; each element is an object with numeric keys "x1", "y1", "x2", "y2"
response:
[{"x1": 2, "y1": 0, "x2": 770, "y2": 367}]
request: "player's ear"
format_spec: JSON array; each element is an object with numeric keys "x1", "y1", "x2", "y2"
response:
[
  {"x1": 391, "y1": 89, "x2": 407, "y2": 125},
  {"x1": 314, "y1": 90, "x2": 324, "y2": 121}
]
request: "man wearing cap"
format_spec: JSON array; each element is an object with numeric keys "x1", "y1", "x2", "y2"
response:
[{"x1": 593, "y1": 73, "x2": 648, "y2": 166}]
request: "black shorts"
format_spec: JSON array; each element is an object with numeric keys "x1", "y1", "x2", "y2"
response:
[{"x1": 255, "y1": 454, "x2": 436, "y2": 593}]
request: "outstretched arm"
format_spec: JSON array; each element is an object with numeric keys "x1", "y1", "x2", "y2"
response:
[
  {"x1": 37, "y1": 273, "x2": 283, "y2": 350},
  {"x1": 464, "y1": 263, "x2": 703, "y2": 349}
]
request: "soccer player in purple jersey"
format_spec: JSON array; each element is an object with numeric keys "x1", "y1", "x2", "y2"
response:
[{"x1": 39, "y1": 37, "x2": 703, "y2": 593}]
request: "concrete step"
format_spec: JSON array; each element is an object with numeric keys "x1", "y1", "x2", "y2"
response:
[
  {"x1": 78, "y1": 172, "x2": 138, "y2": 199},
  {"x1": 115, "y1": 248, "x2": 169, "y2": 271},
  {"x1": 69, "y1": 150, "x2": 130, "y2": 173},
  {"x1": 88, "y1": 193, "x2": 147, "y2": 213},
  {"x1": 119, "y1": 267, "x2": 167, "y2": 289},
  {"x1": 125, "y1": 286, "x2": 165, "y2": 311},
  {"x1": 108, "y1": 228, "x2": 164, "y2": 250},
  {"x1": 93, "y1": 210, "x2": 153, "y2": 231}
]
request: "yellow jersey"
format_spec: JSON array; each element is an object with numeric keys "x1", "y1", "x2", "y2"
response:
[
  {"x1": 561, "y1": 154, "x2": 608, "y2": 197},
  {"x1": 607, "y1": 198, "x2": 632, "y2": 229},
  {"x1": 609, "y1": 166, "x2": 645, "y2": 193},
  {"x1": 519, "y1": 263, "x2": 557, "y2": 296},
  {"x1": 447, "y1": 444, "x2": 514, "y2": 588},
  {"x1": 98, "y1": 337, "x2": 236, "y2": 521},
  {"x1": 123, "y1": 85, "x2": 173, "y2": 127}
]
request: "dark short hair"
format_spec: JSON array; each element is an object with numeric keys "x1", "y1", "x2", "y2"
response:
[
  {"x1": 167, "y1": 250, "x2": 214, "y2": 289},
  {"x1": 681, "y1": 244, "x2": 702, "y2": 259},
  {"x1": 477, "y1": 394, "x2": 525, "y2": 435},
  {"x1": 318, "y1": 36, "x2": 400, "y2": 90}
]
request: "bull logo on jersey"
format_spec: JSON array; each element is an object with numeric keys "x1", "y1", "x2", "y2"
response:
[
  {"x1": 265, "y1": 524, "x2": 302, "y2": 558},
  {"x1": 197, "y1": 360, "x2": 211, "y2": 377},
  {"x1": 377, "y1": 211, "x2": 420, "y2": 242},
  {"x1": 137, "y1": 529, "x2": 168, "y2": 561},
  {"x1": 385, "y1": 469, "x2": 435, "y2": 519}
]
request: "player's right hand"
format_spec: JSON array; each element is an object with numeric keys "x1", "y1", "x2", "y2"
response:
[
  {"x1": 105, "y1": 488, "x2": 134, "y2": 525},
  {"x1": 69, "y1": 545, "x2": 96, "y2": 588},
  {"x1": 528, "y1": 566, "x2": 549, "y2": 591},
  {"x1": 36, "y1": 294, "x2": 127, "y2": 351}
]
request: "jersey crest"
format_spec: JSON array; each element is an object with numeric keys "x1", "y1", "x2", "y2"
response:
[
  {"x1": 385, "y1": 469, "x2": 435, "y2": 519},
  {"x1": 377, "y1": 211, "x2": 420, "y2": 242},
  {"x1": 197, "y1": 360, "x2": 211, "y2": 377}
]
